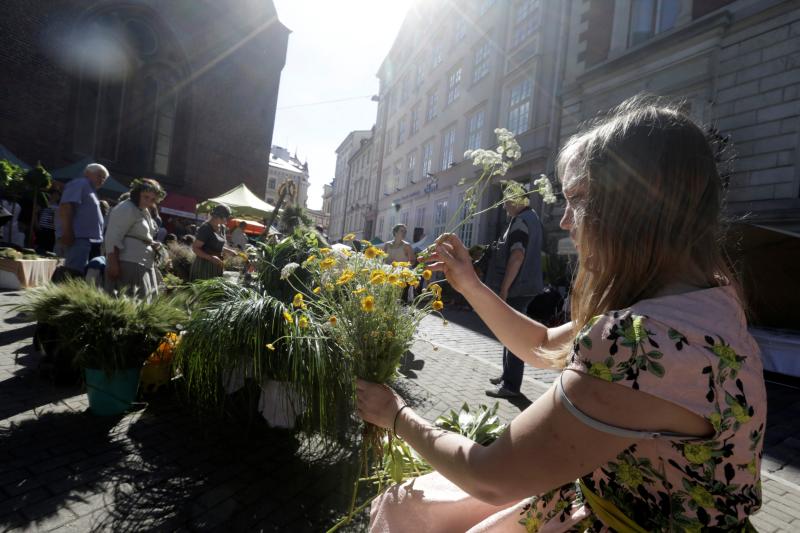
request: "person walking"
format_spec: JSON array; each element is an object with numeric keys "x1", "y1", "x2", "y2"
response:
[
  {"x1": 190, "y1": 204, "x2": 237, "y2": 280},
  {"x1": 58, "y1": 163, "x2": 108, "y2": 274},
  {"x1": 34, "y1": 189, "x2": 60, "y2": 253},
  {"x1": 104, "y1": 178, "x2": 165, "y2": 300},
  {"x1": 484, "y1": 184, "x2": 543, "y2": 398}
]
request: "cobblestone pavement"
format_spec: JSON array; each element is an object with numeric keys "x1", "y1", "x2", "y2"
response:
[{"x1": 1, "y1": 290, "x2": 799, "y2": 532}]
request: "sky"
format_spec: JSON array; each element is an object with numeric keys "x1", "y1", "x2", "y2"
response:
[{"x1": 271, "y1": 0, "x2": 415, "y2": 210}]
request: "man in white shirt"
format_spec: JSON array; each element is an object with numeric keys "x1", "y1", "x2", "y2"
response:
[{"x1": 230, "y1": 221, "x2": 249, "y2": 250}]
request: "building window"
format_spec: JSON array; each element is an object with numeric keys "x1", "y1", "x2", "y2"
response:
[
  {"x1": 394, "y1": 161, "x2": 402, "y2": 190},
  {"x1": 406, "y1": 151, "x2": 417, "y2": 184},
  {"x1": 457, "y1": 195, "x2": 475, "y2": 246},
  {"x1": 432, "y1": 42, "x2": 443, "y2": 69},
  {"x1": 446, "y1": 66, "x2": 462, "y2": 105},
  {"x1": 441, "y1": 127, "x2": 456, "y2": 170},
  {"x1": 415, "y1": 62, "x2": 425, "y2": 91},
  {"x1": 454, "y1": 18, "x2": 467, "y2": 43},
  {"x1": 411, "y1": 103, "x2": 421, "y2": 135},
  {"x1": 397, "y1": 118, "x2": 406, "y2": 147},
  {"x1": 268, "y1": 178, "x2": 276, "y2": 189},
  {"x1": 512, "y1": 0, "x2": 540, "y2": 48},
  {"x1": 628, "y1": 0, "x2": 681, "y2": 46},
  {"x1": 377, "y1": 216, "x2": 384, "y2": 239},
  {"x1": 422, "y1": 141, "x2": 434, "y2": 178},
  {"x1": 426, "y1": 89, "x2": 438, "y2": 122},
  {"x1": 401, "y1": 210, "x2": 409, "y2": 227},
  {"x1": 466, "y1": 109, "x2": 485, "y2": 151},
  {"x1": 401, "y1": 75, "x2": 411, "y2": 103},
  {"x1": 433, "y1": 198, "x2": 448, "y2": 237},
  {"x1": 473, "y1": 40, "x2": 491, "y2": 83},
  {"x1": 385, "y1": 127, "x2": 393, "y2": 155},
  {"x1": 507, "y1": 78, "x2": 532, "y2": 135},
  {"x1": 415, "y1": 206, "x2": 426, "y2": 232}
]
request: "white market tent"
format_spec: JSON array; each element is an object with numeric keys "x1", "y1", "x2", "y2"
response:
[{"x1": 197, "y1": 183, "x2": 276, "y2": 220}]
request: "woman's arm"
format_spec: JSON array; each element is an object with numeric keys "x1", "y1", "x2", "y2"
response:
[
  {"x1": 357, "y1": 370, "x2": 711, "y2": 505},
  {"x1": 427, "y1": 234, "x2": 570, "y2": 366},
  {"x1": 192, "y1": 239, "x2": 223, "y2": 266}
]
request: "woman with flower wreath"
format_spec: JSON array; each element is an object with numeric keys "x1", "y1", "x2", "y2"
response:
[
  {"x1": 104, "y1": 178, "x2": 165, "y2": 300},
  {"x1": 357, "y1": 96, "x2": 766, "y2": 532}
]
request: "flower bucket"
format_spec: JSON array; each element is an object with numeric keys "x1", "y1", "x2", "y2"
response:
[
  {"x1": 140, "y1": 361, "x2": 171, "y2": 394},
  {"x1": 85, "y1": 368, "x2": 141, "y2": 416}
]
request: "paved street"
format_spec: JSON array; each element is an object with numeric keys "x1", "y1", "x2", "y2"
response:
[{"x1": 1, "y1": 289, "x2": 799, "y2": 531}]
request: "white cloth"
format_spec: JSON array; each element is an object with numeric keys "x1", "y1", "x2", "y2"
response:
[
  {"x1": 0, "y1": 258, "x2": 58, "y2": 289},
  {"x1": 258, "y1": 380, "x2": 303, "y2": 429}
]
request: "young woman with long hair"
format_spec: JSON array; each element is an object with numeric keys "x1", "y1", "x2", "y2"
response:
[{"x1": 357, "y1": 96, "x2": 765, "y2": 532}]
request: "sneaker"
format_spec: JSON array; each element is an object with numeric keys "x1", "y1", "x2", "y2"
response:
[
  {"x1": 488, "y1": 376, "x2": 503, "y2": 386},
  {"x1": 485, "y1": 386, "x2": 522, "y2": 399}
]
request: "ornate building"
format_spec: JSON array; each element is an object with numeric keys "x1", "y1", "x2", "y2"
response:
[
  {"x1": 265, "y1": 145, "x2": 310, "y2": 208},
  {"x1": 0, "y1": 0, "x2": 289, "y2": 201}
]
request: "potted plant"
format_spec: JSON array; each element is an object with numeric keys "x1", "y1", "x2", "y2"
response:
[{"x1": 17, "y1": 279, "x2": 186, "y2": 415}]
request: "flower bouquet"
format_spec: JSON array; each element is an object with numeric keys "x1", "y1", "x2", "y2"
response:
[{"x1": 271, "y1": 237, "x2": 444, "y2": 527}]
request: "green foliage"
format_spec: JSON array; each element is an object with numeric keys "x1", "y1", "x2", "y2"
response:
[
  {"x1": 175, "y1": 277, "x2": 351, "y2": 439},
  {"x1": 164, "y1": 243, "x2": 195, "y2": 282},
  {"x1": 434, "y1": 402, "x2": 506, "y2": 445},
  {"x1": 15, "y1": 279, "x2": 187, "y2": 374},
  {"x1": 368, "y1": 403, "x2": 507, "y2": 488},
  {"x1": 279, "y1": 205, "x2": 312, "y2": 233},
  {"x1": 0, "y1": 248, "x2": 22, "y2": 260}
]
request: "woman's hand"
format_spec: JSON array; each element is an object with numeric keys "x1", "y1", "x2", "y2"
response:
[
  {"x1": 424, "y1": 233, "x2": 482, "y2": 296},
  {"x1": 356, "y1": 379, "x2": 406, "y2": 430}
]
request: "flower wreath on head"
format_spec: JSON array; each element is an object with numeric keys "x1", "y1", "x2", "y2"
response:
[{"x1": 130, "y1": 177, "x2": 167, "y2": 202}]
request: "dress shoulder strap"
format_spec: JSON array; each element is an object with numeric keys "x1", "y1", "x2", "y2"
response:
[{"x1": 556, "y1": 372, "x2": 701, "y2": 441}]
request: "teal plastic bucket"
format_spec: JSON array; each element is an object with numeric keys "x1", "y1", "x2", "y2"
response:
[{"x1": 85, "y1": 368, "x2": 141, "y2": 416}]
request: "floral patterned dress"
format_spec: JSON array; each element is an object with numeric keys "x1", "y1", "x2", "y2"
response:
[{"x1": 369, "y1": 286, "x2": 766, "y2": 532}]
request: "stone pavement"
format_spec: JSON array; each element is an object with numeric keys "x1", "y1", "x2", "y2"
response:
[{"x1": 1, "y1": 290, "x2": 800, "y2": 531}]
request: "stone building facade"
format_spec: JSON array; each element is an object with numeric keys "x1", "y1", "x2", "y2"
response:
[
  {"x1": 0, "y1": 0, "x2": 289, "y2": 201},
  {"x1": 560, "y1": 0, "x2": 799, "y2": 236},
  {"x1": 329, "y1": 129, "x2": 371, "y2": 241},
  {"x1": 265, "y1": 145, "x2": 309, "y2": 209}
]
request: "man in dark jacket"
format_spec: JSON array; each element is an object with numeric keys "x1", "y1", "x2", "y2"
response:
[{"x1": 484, "y1": 188, "x2": 543, "y2": 398}]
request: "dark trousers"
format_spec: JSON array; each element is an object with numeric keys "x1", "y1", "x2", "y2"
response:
[{"x1": 501, "y1": 295, "x2": 535, "y2": 393}]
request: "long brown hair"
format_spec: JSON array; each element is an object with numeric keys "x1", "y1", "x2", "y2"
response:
[{"x1": 558, "y1": 95, "x2": 737, "y2": 348}]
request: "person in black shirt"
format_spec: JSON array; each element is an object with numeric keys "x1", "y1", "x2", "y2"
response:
[{"x1": 190, "y1": 204, "x2": 238, "y2": 280}]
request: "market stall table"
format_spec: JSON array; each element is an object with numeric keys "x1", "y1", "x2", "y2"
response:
[{"x1": 0, "y1": 258, "x2": 58, "y2": 289}]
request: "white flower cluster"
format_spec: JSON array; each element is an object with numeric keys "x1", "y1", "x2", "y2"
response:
[
  {"x1": 280, "y1": 262, "x2": 300, "y2": 280},
  {"x1": 533, "y1": 174, "x2": 557, "y2": 204}
]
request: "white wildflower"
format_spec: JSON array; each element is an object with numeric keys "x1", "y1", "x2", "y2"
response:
[
  {"x1": 463, "y1": 150, "x2": 473, "y2": 160},
  {"x1": 533, "y1": 175, "x2": 557, "y2": 204},
  {"x1": 280, "y1": 262, "x2": 300, "y2": 280}
]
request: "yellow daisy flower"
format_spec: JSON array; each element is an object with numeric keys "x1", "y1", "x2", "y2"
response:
[
  {"x1": 298, "y1": 316, "x2": 309, "y2": 328},
  {"x1": 266, "y1": 343, "x2": 276, "y2": 351},
  {"x1": 361, "y1": 295, "x2": 375, "y2": 312},
  {"x1": 392, "y1": 261, "x2": 410, "y2": 268},
  {"x1": 336, "y1": 270, "x2": 355, "y2": 285},
  {"x1": 343, "y1": 233, "x2": 356, "y2": 241},
  {"x1": 432, "y1": 300, "x2": 444, "y2": 311},
  {"x1": 352, "y1": 287, "x2": 367, "y2": 295},
  {"x1": 364, "y1": 246, "x2": 380, "y2": 259},
  {"x1": 305, "y1": 254, "x2": 317, "y2": 263},
  {"x1": 422, "y1": 269, "x2": 432, "y2": 280},
  {"x1": 429, "y1": 284, "x2": 442, "y2": 298},
  {"x1": 319, "y1": 248, "x2": 332, "y2": 255},
  {"x1": 387, "y1": 273, "x2": 399, "y2": 284},
  {"x1": 320, "y1": 257, "x2": 336, "y2": 270},
  {"x1": 292, "y1": 293, "x2": 304, "y2": 308},
  {"x1": 283, "y1": 311, "x2": 293, "y2": 323},
  {"x1": 313, "y1": 286, "x2": 322, "y2": 294}
]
